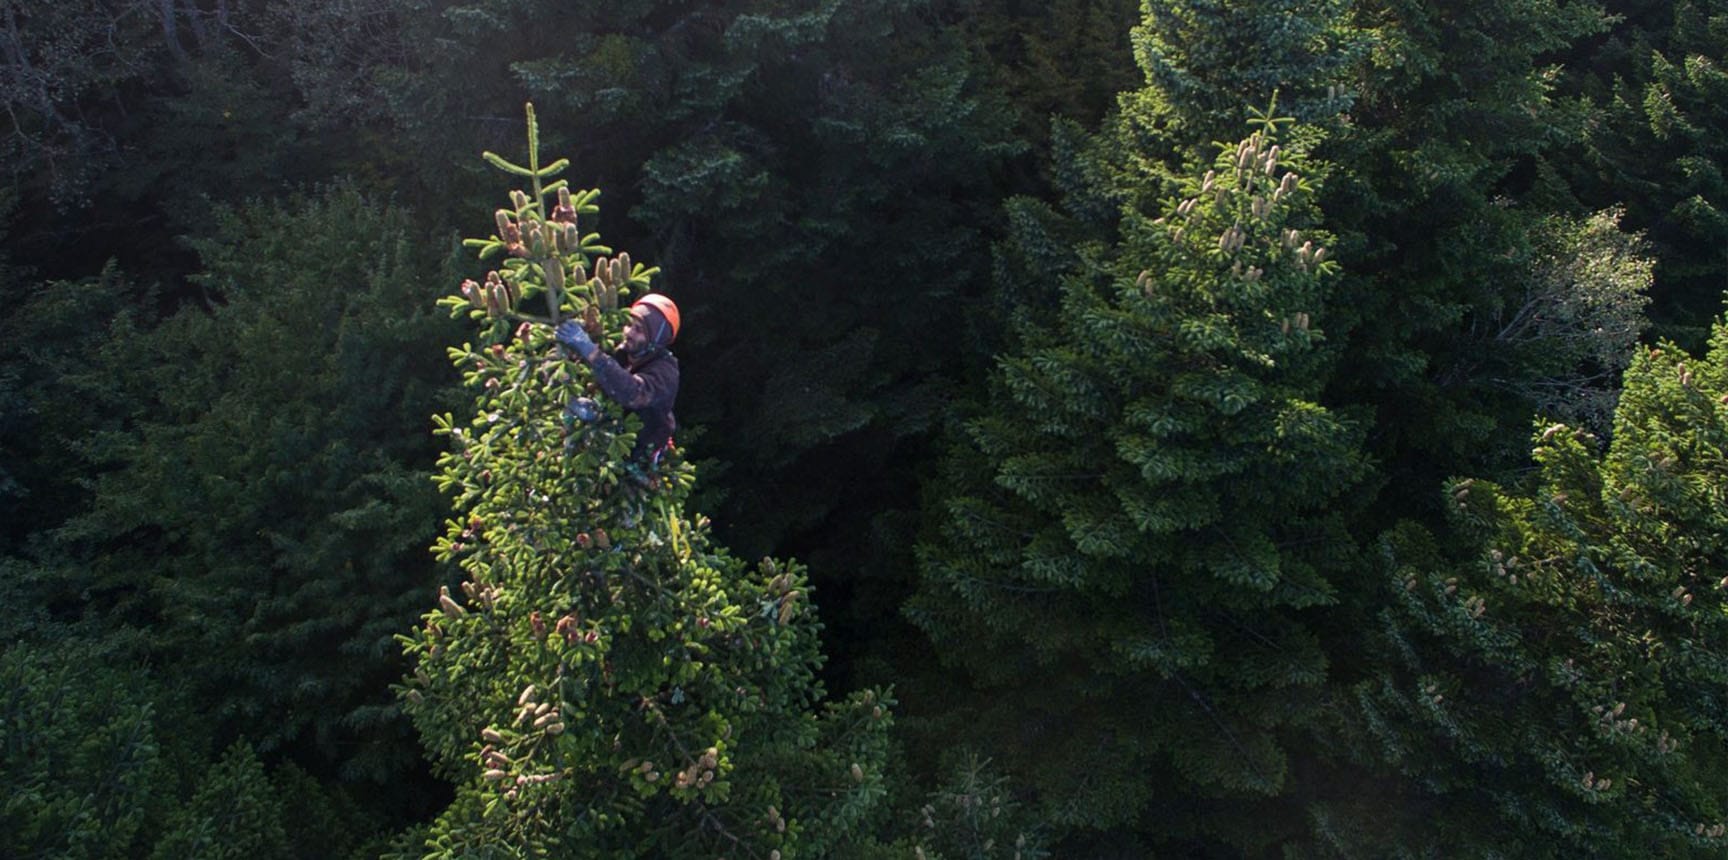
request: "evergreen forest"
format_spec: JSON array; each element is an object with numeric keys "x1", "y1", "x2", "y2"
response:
[{"x1": 9, "y1": 0, "x2": 1728, "y2": 856}]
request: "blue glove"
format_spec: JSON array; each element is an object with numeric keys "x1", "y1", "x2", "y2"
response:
[
  {"x1": 555, "y1": 320, "x2": 596, "y2": 360},
  {"x1": 563, "y1": 396, "x2": 600, "y2": 424}
]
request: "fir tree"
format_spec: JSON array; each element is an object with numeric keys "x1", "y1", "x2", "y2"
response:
[
  {"x1": 399, "y1": 105, "x2": 891, "y2": 858},
  {"x1": 1129, "y1": 0, "x2": 1360, "y2": 147},
  {"x1": 972, "y1": 0, "x2": 1368, "y2": 370},
  {"x1": 1567, "y1": 0, "x2": 1728, "y2": 347},
  {"x1": 0, "y1": 639, "x2": 180, "y2": 860},
  {"x1": 911, "y1": 112, "x2": 1366, "y2": 847},
  {"x1": 53, "y1": 187, "x2": 456, "y2": 782},
  {"x1": 1317, "y1": 0, "x2": 1619, "y2": 497},
  {"x1": 1344, "y1": 322, "x2": 1728, "y2": 857},
  {"x1": 150, "y1": 742, "x2": 292, "y2": 860}
]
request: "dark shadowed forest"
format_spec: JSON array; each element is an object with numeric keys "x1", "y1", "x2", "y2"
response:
[{"x1": 7, "y1": 1, "x2": 1728, "y2": 857}]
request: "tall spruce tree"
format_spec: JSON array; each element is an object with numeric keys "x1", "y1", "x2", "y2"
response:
[
  {"x1": 399, "y1": 106, "x2": 891, "y2": 858},
  {"x1": 1339, "y1": 323, "x2": 1728, "y2": 856},
  {"x1": 911, "y1": 113, "x2": 1366, "y2": 848}
]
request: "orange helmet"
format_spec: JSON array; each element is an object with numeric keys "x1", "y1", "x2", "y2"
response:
[{"x1": 632, "y1": 294, "x2": 681, "y2": 344}]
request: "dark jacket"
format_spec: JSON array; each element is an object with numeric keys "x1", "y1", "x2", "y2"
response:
[{"x1": 589, "y1": 347, "x2": 679, "y2": 462}]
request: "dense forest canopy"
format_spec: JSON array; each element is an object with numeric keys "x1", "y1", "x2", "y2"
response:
[{"x1": 5, "y1": 0, "x2": 1728, "y2": 857}]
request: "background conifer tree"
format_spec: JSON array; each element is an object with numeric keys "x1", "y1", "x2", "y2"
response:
[
  {"x1": 1346, "y1": 321, "x2": 1728, "y2": 856},
  {"x1": 148, "y1": 743, "x2": 292, "y2": 860},
  {"x1": 399, "y1": 106, "x2": 891, "y2": 859},
  {"x1": 911, "y1": 113, "x2": 1366, "y2": 849},
  {"x1": 0, "y1": 639, "x2": 180, "y2": 860},
  {"x1": 1316, "y1": 0, "x2": 1624, "y2": 499},
  {"x1": 1562, "y1": 0, "x2": 1728, "y2": 348},
  {"x1": 49, "y1": 188, "x2": 456, "y2": 784},
  {"x1": 0, "y1": 258, "x2": 135, "y2": 556},
  {"x1": 1129, "y1": 0, "x2": 1361, "y2": 147}
]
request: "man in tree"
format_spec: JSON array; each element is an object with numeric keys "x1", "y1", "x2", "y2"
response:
[
  {"x1": 555, "y1": 293, "x2": 681, "y2": 465},
  {"x1": 410, "y1": 126, "x2": 892, "y2": 852}
]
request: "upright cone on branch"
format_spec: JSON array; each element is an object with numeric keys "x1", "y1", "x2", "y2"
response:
[
  {"x1": 545, "y1": 258, "x2": 565, "y2": 296},
  {"x1": 583, "y1": 304, "x2": 602, "y2": 340},
  {"x1": 553, "y1": 187, "x2": 578, "y2": 224}
]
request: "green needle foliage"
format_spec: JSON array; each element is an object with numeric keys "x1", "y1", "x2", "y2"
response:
[
  {"x1": 912, "y1": 112, "x2": 1367, "y2": 847},
  {"x1": 1351, "y1": 325, "x2": 1728, "y2": 856},
  {"x1": 1570, "y1": 0, "x2": 1728, "y2": 347},
  {"x1": 49, "y1": 186, "x2": 455, "y2": 783},
  {"x1": 148, "y1": 743, "x2": 292, "y2": 860},
  {"x1": 1318, "y1": 0, "x2": 1620, "y2": 495},
  {"x1": 1131, "y1": 0, "x2": 1361, "y2": 147},
  {"x1": 0, "y1": 640, "x2": 179, "y2": 860},
  {"x1": 399, "y1": 105, "x2": 891, "y2": 859}
]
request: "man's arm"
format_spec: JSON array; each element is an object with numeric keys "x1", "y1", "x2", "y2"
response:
[
  {"x1": 556, "y1": 320, "x2": 675, "y2": 412},
  {"x1": 587, "y1": 353, "x2": 670, "y2": 412}
]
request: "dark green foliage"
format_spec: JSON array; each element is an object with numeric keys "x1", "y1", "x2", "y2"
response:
[
  {"x1": 1347, "y1": 324, "x2": 1728, "y2": 857},
  {"x1": 271, "y1": 761, "x2": 393, "y2": 860},
  {"x1": 0, "y1": 188, "x2": 119, "y2": 554},
  {"x1": 142, "y1": 744, "x2": 384, "y2": 860},
  {"x1": 0, "y1": 260, "x2": 137, "y2": 555},
  {"x1": 150, "y1": 743, "x2": 292, "y2": 860},
  {"x1": 912, "y1": 117, "x2": 1366, "y2": 844},
  {"x1": 1317, "y1": 0, "x2": 1620, "y2": 494},
  {"x1": 55, "y1": 187, "x2": 457, "y2": 781},
  {"x1": 630, "y1": 1, "x2": 1022, "y2": 562},
  {"x1": 400, "y1": 109, "x2": 892, "y2": 858},
  {"x1": 1567, "y1": 0, "x2": 1728, "y2": 347},
  {"x1": 1, "y1": 623, "x2": 387, "y2": 860},
  {"x1": 956, "y1": 0, "x2": 1143, "y2": 148},
  {"x1": 114, "y1": 43, "x2": 310, "y2": 239},
  {"x1": 907, "y1": 755, "x2": 1048, "y2": 860},
  {"x1": 1130, "y1": 0, "x2": 1362, "y2": 146},
  {"x1": 0, "y1": 639, "x2": 180, "y2": 860}
]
